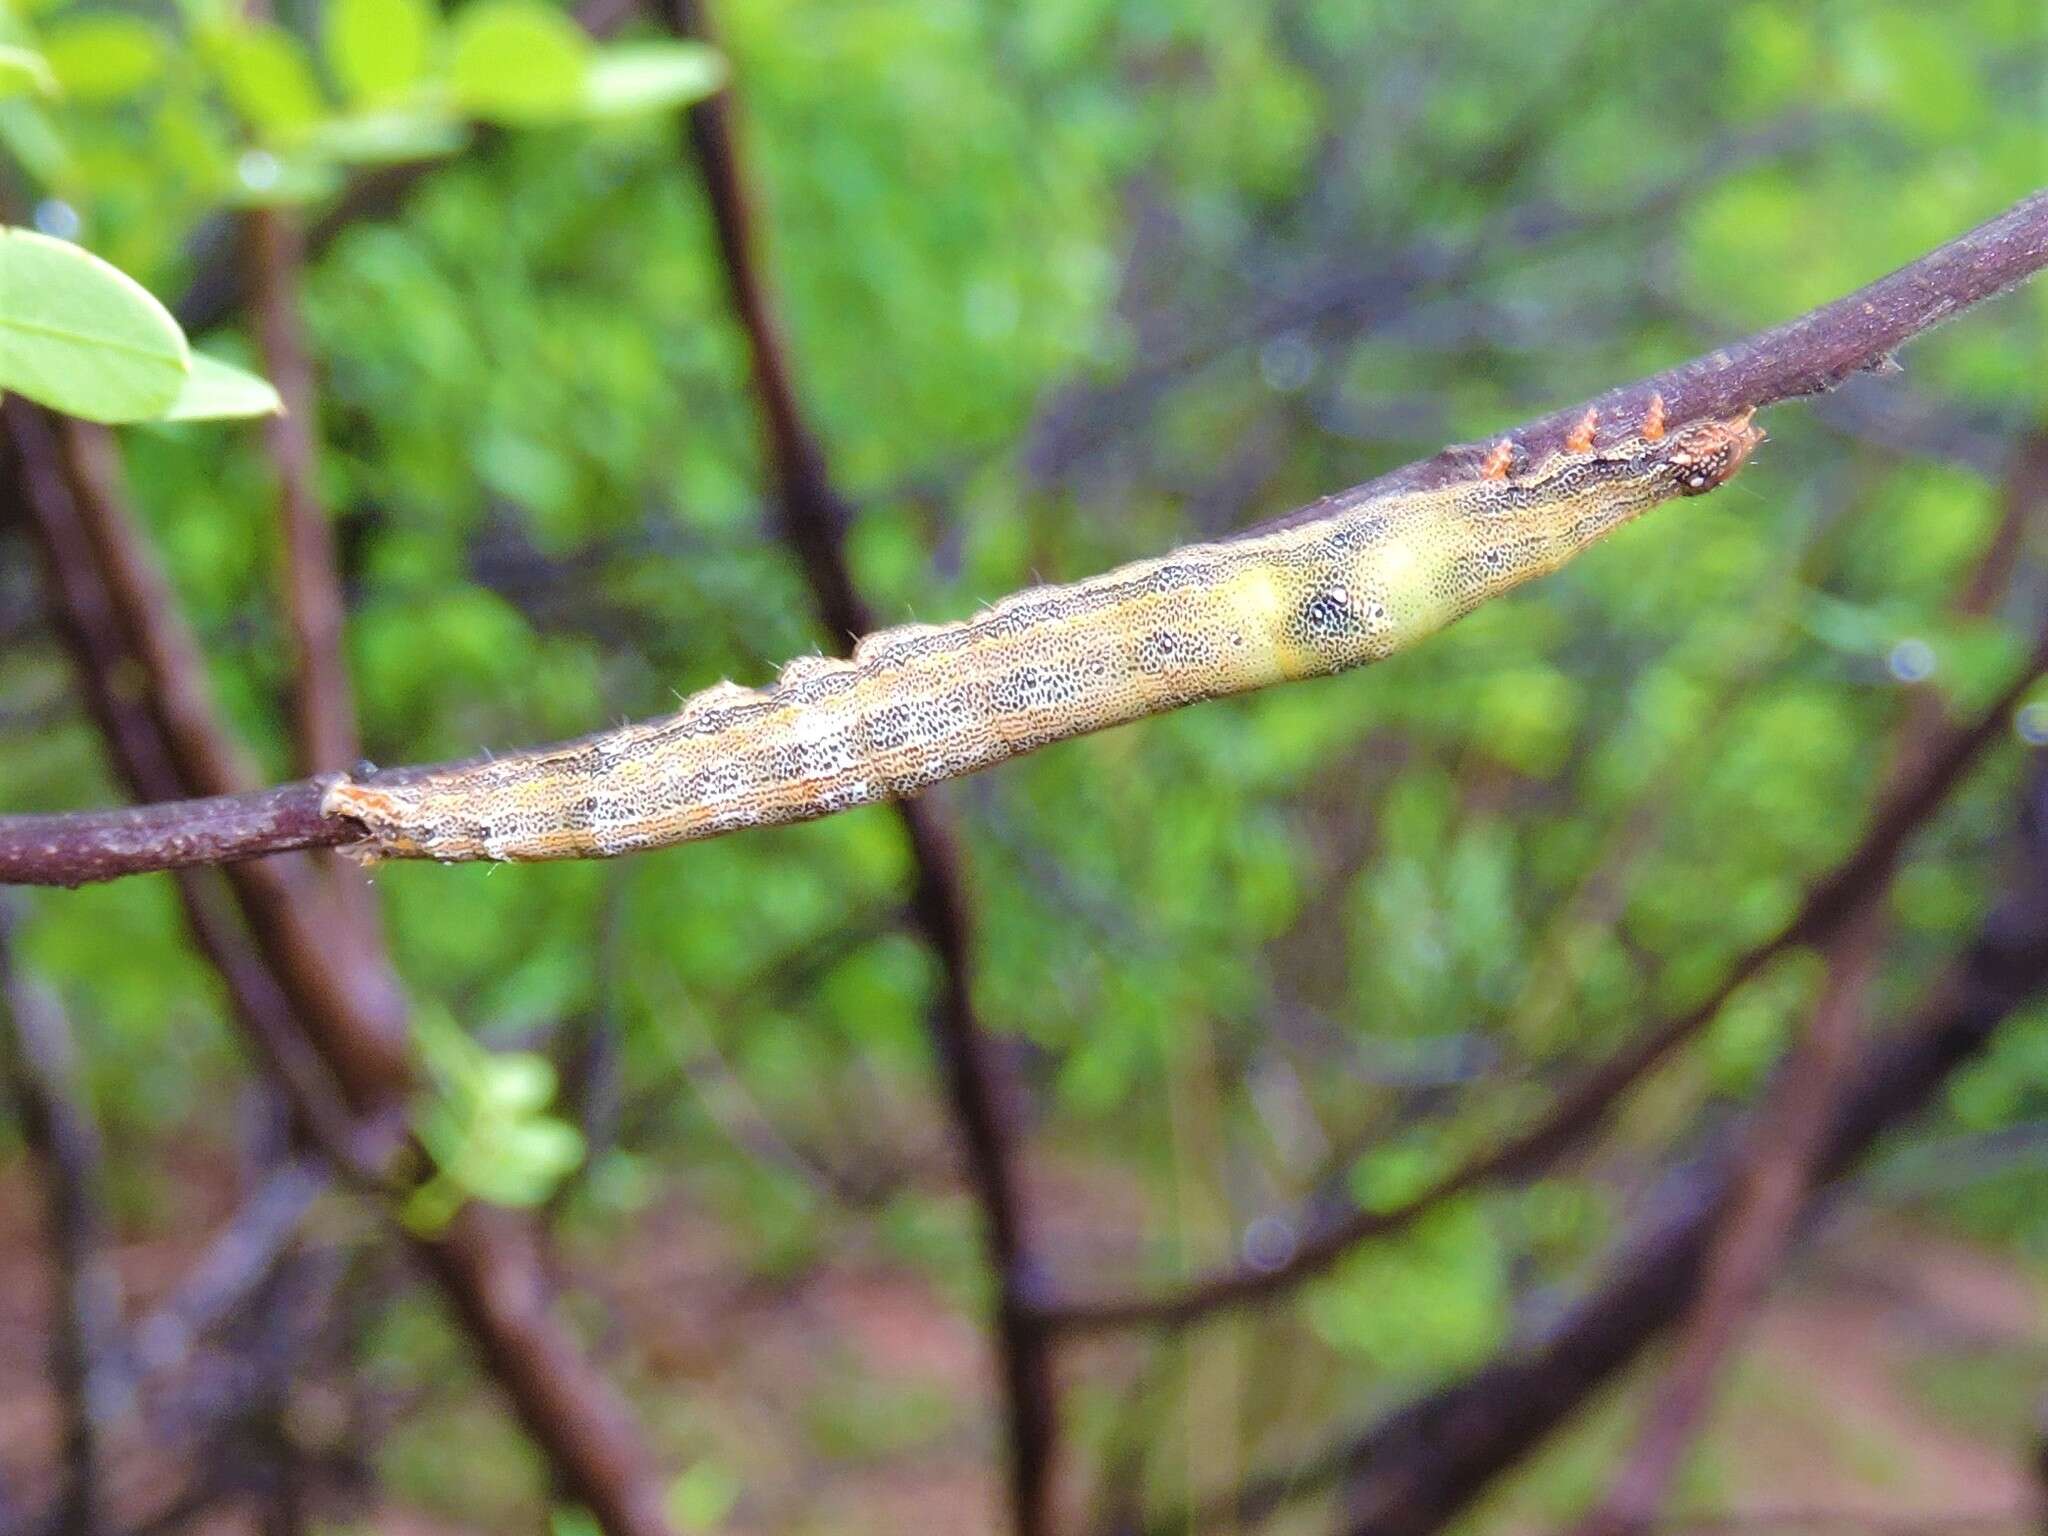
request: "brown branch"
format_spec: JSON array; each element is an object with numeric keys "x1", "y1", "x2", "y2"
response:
[
  {"x1": 1037, "y1": 634, "x2": 2047, "y2": 1334},
  {"x1": 0, "y1": 782, "x2": 352, "y2": 888},
  {"x1": 43, "y1": 415, "x2": 412, "y2": 1095},
  {"x1": 1571, "y1": 911, "x2": 1878, "y2": 1536},
  {"x1": 1575, "y1": 424, "x2": 2048, "y2": 1536},
  {"x1": 656, "y1": 3, "x2": 1058, "y2": 1527},
  {"x1": 241, "y1": 185, "x2": 390, "y2": 1026},
  {"x1": 0, "y1": 404, "x2": 682, "y2": 1536},
  {"x1": 1027, "y1": 111, "x2": 1822, "y2": 482},
  {"x1": 1165, "y1": 750, "x2": 2048, "y2": 1536},
  {"x1": 245, "y1": 208, "x2": 360, "y2": 780},
  {"x1": 120, "y1": 1155, "x2": 328, "y2": 1389},
  {"x1": 1252, "y1": 185, "x2": 2048, "y2": 533},
  {"x1": 0, "y1": 901, "x2": 122, "y2": 1536},
  {"x1": 4, "y1": 187, "x2": 2045, "y2": 890}
]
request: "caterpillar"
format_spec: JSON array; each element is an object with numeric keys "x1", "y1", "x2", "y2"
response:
[{"x1": 322, "y1": 404, "x2": 1763, "y2": 863}]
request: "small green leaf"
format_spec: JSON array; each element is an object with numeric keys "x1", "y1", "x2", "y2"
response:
[
  {"x1": 222, "y1": 149, "x2": 345, "y2": 206},
  {"x1": 38, "y1": 17, "x2": 165, "y2": 101},
  {"x1": 0, "y1": 99, "x2": 69, "y2": 181},
  {"x1": 482, "y1": 1053, "x2": 556, "y2": 1114},
  {"x1": 324, "y1": 0, "x2": 439, "y2": 105},
  {"x1": 208, "y1": 21, "x2": 326, "y2": 138},
  {"x1": 579, "y1": 42, "x2": 725, "y2": 118},
  {"x1": 160, "y1": 352, "x2": 283, "y2": 421},
  {"x1": 306, "y1": 108, "x2": 468, "y2": 164},
  {"x1": 0, "y1": 45, "x2": 57, "y2": 99},
  {"x1": 449, "y1": 0, "x2": 590, "y2": 124},
  {"x1": 0, "y1": 227, "x2": 189, "y2": 423},
  {"x1": 668, "y1": 1463, "x2": 741, "y2": 1532}
]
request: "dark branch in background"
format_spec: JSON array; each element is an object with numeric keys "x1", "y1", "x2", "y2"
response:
[
  {"x1": 654, "y1": 2, "x2": 1059, "y2": 1529},
  {"x1": 44, "y1": 417, "x2": 411, "y2": 1089},
  {"x1": 0, "y1": 405, "x2": 682, "y2": 1536},
  {"x1": 245, "y1": 208, "x2": 360, "y2": 783},
  {"x1": 1027, "y1": 111, "x2": 1823, "y2": 483},
  {"x1": 1573, "y1": 908, "x2": 1877, "y2": 1536},
  {"x1": 235, "y1": 145, "x2": 385, "y2": 1530},
  {"x1": 120, "y1": 1156, "x2": 328, "y2": 1393},
  {"x1": 1574, "y1": 426, "x2": 2048, "y2": 1536},
  {"x1": 1, "y1": 406, "x2": 380, "y2": 1172},
  {"x1": 0, "y1": 900, "x2": 123, "y2": 1536},
  {"x1": 3, "y1": 187, "x2": 2045, "y2": 890},
  {"x1": 1037, "y1": 638, "x2": 2047, "y2": 1332},
  {"x1": 1164, "y1": 752, "x2": 2048, "y2": 1536}
]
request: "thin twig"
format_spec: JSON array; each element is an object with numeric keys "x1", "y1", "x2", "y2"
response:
[
  {"x1": 3, "y1": 188, "x2": 2045, "y2": 888},
  {"x1": 245, "y1": 207, "x2": 360, "y2": 781},
  {"x1": 1570, "y1": 912, "x2": 1880, "y2": 1536},
  {"x1": 0, "y1": 901, "x2": 122, "y2": 1536},
  {"x1": 122, "y1": 1155, "x2": 328, "y2": 1389},
  {"x1": 2, "y1": 405, "x2": 385, "y2": 1175},
  {"x1": 1252, "y1": 186, "x2": 2048, "y2": 533},
  {"x1": 656, "y1": 3, "x2": 1059, "y2": 1526}
]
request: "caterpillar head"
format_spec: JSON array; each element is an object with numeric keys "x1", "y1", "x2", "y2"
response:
[{"x1": 1667, "y1": 410, "x2": 1765, "y2": 496}]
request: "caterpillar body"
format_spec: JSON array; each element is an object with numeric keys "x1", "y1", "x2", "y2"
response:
[{"x1": 323, "y1": 408, "x2": 1762, "y2": 863}]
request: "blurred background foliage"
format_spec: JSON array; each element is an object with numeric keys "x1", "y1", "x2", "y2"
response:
[{"x1": 1, "y1": 0, "x2": 2046, "y2": 1529}]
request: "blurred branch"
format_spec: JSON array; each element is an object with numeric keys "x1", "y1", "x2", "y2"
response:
[
  {"x1": 2, "y1": 406, "x2": 383, "y2": 1171},
  {"x1": 1575, "y1": 425, "x2": 2048, "y2": 1536},
  {"x1": 0, "y1": 405, "x2": 682, "y2": 1536},
  {"x1": 0, "y1": 901, "x2": 123, "y2": 1536},
  {"x1": 1027, "y1": 112, "x2": 1821, "y2": 481},
  {"x1": 37, "y1": 414, "x2": 412, "y2": 1090},
  {"x1": 244, "y1": 208, "x2": 359, "y2": 782},
  {"x1": 121, "y1": 1155, "x2": 328, "y2": 1392},
  {"x1": 1571, "y1": 912, "x2": 1878, "y2": 1536},
  {"x1": 1253, "y1": 186, "x2": 2048, "y2": 535},
  {"x1": 655, "y1": 3, "x2": 1059, "y2": 1528},
  {"x1": 1036, "y1": 634, "x2": 2046, "y2": 1333},
  {"x1": 3, "y1": 187, "x2": 2044, "y2": 887},
  {"x1": 1170, "y1": 747, "x2": 2048, "y2": 1536}
]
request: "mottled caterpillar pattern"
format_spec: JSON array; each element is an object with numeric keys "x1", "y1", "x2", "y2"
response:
[{"x1": 323, "y1": 407, "x2": 1763, "y2": 863}]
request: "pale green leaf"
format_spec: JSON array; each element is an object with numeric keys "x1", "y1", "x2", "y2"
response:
[
  {"x1": 668, "y1": 1463, "x2": 741, "y2": 1532},
  {"x1": 449, "y1": 0, "x2": 589, "y2": 124},
  {"x1": 222, "y1": 150, "x2": 345, "y2": 206},
  {"x1": 209, "y1": 21, "x2": 326, "y2": 137},
  {"x1": 39, "y1": 17, "x2": 166, "y2": 101},
  {"x1": 159, "y1": 352, "x2": 283, "y2": 421},
  {"x1": 0, "y1": 44, "x2": 56, "y2": 99},
  {"x1": 578, "y1": 42, "x2": 725, "y2": 118},
  {"x1": 0, "y1": 99, "x2": 68, "y2": 181},
  {"x1": 324, "y1": 0, "x2": 439, "y2": 105},
  {"x1": 482, "y1": 1053, "x2": 556, "y2": 1114},
  {"x1": 306, "y1": 108, "x2": 468, "y2": 164},
  {"x1": 0, "y1": 227, "x2": 189, "y2": 423}
]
